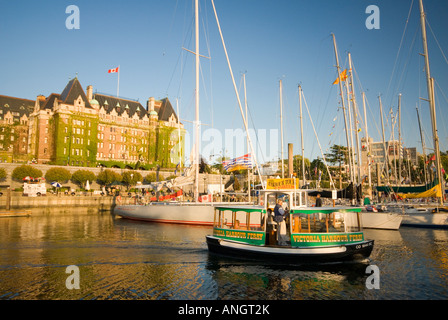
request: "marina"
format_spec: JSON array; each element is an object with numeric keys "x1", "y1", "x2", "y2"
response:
[
  {"x1": 0, "y1": 208, "x2": 447, "y2": 300},
  {"x1": 1, "y1": 0, "x2": 448, "y2": 310}
]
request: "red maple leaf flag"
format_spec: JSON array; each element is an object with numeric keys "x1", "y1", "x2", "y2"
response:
[{"x1": 108, "y1": 67, "x2": 119, "y2": 73}]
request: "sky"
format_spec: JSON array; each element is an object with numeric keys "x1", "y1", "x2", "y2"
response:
[{"x1": 1, "y1": 0, "x2": 448, "y2": 167}]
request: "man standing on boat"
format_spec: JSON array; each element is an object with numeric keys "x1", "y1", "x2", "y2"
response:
[
  {"x1": 274, "y1": 199, "x2": 288, "y2": 245},
  {"x1": 315, "y1": 194, "x2": 323, "y2": 207}
]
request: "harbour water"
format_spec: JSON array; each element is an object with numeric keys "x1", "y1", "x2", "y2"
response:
[{"x1": 1, "y1": 208, "x2": 448, "y2": 301}]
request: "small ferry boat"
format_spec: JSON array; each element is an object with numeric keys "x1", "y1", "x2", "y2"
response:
[{"x1": 206, "y1": 189, "x2": 374, "y2": 264}]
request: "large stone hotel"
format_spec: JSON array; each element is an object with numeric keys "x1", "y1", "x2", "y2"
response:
[{"x1": 0, "y1": 77, "x2": 185, "y2": 169}]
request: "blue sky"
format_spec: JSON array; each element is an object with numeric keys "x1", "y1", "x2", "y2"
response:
[{"x1": 1, "y1": 0, "x2": 447, "y2": 165}]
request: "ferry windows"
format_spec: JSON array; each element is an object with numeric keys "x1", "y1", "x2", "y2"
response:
[
  {"x1": 214, "y1": 209, "x2": 264, "y2": 231},
  {"x1": 291, "y1": 212, "x2": 361, "y2": 233},
  {"x1": 294, "y1": 193, "x2": 307, "y2": 207},
  {"x1": 344, "y1": 212, "x2": 362, "y2": 232}
]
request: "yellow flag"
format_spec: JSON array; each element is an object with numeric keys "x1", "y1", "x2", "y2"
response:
[{"x1": 333, "y1": 69, "x2": 348, "y2": 85}]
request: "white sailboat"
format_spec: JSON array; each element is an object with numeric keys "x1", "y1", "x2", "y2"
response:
[
  {"x1": 114, "y1": 0, "x2": 260, "y2": 225},
  {"x1": 115, "y1": 0, "x2": 218, "y2": 225}
]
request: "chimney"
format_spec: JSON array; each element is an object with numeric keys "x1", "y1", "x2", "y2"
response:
[{"x1": 87, "y1": 85, "x2": 93, "y2": 101}]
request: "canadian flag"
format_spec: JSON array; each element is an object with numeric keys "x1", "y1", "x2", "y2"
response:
[
  {"x1": 108, "y1": 67, "x2": 119, "y2": 73},
  {"x1": 198, "y1": 194, "x2": 212, "y2": 202}
]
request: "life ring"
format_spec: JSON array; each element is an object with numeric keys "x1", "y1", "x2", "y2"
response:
[{"x1": 116, "y1": 195, "x2": 122, "y2": 203}]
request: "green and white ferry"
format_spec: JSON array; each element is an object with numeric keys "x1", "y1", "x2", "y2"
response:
[{"x1": 206, "y1": 189, "x2": 374, "y2": 263}]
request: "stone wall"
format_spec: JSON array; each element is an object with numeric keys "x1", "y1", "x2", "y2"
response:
[{"x1": 0, "y1": 191, "x2": 116, "y2": 210}]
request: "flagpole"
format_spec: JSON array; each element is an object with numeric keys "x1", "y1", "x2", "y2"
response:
[{"x1": 117, "y1": 65, "x2": 120, "y2": 97}]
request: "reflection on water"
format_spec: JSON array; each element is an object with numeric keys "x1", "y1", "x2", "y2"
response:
[{"x1": 0, "y1": 208, "x2": 447, "y2": 300}]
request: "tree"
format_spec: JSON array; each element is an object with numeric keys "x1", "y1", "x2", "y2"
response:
[
  {"x1": 325, "y1": 144, "x2": 349, "y2": 179},
  {"x1": 233, "y1": 175, "x2": 241, "y2": 191},
  {"x1": 121, "y1": 170, "x2": 143, "y2": 189},
  {"x1": 199, "y1": 157, "x2": 211, "y2": 174},
  {"x1": 45, "y1": 167, "x2": 71, "y2": 183},
  {"x1": 97, "y1": 169, "x2": 122, "y2": 186},
  {"x1": 71, "y1": 170, "x2": 96, "y2": 188},
  {"x1": 293, "y1": 155, "x2": 310, "y2": 179},
  {"x1": 441, "y1": 152, "x2": 448, "y2": 179},
  {"x1": 12, "y1": 165, "x2": 43, "y2": 181},
  {"x1": 144, "y1": 172, "x2": 157, "y2": 183},
  {"x1": 0, "y1": 168, "x2": 6, "y2": 181},
  {"x1": 310, "y1": 158, "x2": 328, "y2": 181}
]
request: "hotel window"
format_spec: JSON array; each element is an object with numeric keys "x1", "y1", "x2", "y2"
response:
[
  {"x1": 65, "y1": 127, "x2": 68, "y2": 133},
  {"x1": 43, "y1": 137, "x2": 47, "y2": 143},
  {"x1": 64, "y1": 148, "x2": 66, "y2": 155}
]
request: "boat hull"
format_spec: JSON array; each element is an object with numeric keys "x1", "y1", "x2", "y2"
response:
[
  {"x1": 402, "y1": 210, "x2": 448, "y2": 229},
  {"x1": 114, "y1": 203, "x2": 216, "y2": 226},
  {"x1": 206, "y1": 235, "x2": 374, "y2": 263},
  {"x1": 361, "y1": 212, "x2": 403, "y2": 230}
]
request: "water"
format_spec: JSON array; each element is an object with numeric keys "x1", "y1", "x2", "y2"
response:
[{"x1": 1, "y1": 208, "x2": 448, "y2": 300}]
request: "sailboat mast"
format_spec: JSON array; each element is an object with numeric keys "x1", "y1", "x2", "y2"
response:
[
  {"x1": 176, "y1": 98, "x2": 182, "y2": 172},
  {"x1": 243, "y1": 73, "x2": 251, "y2": 202},
  {"x1": 348, "y1": 52, "x2": 362, "y2": 186},
  {"x1": 280, "y1": 79, "x2": 284, "y2": 178},
  {"x1": 398, "y1": 94, "x2": 402, "y2": 185},
  {"x1": 362, "y1": 92, "x2": 372, "y2": 193},
  {"x1": 416, "y1": 106, "x2": 428, "y2": 185},
  {"x1": 194, "y1": 0, "x2": 200, "y2": 201},
  {"x1": 332, "y1": 34, "x2": 353, "y2": 183},
  {"x1": 419, "y1": 0, "x2": 443, "y2": 204},
  {"x1": 345, "y1": 80, "x2": 356, "y2": 183},
  {"x1": 379, "y1": 96, "x2": 390, "y2": 182},
  {"x1": 299, "y1": 85, "x2": 306, "y2": 187}
]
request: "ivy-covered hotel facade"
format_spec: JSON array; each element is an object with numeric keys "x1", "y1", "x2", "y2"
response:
[{"x1": 0, "y1": 78, "x2": 185, "y2": 169}]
